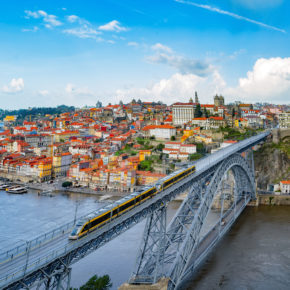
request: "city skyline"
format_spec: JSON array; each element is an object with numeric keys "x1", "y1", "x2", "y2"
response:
[{"x1": 0, "y1": 0, "x2": 290, "y2": 109}]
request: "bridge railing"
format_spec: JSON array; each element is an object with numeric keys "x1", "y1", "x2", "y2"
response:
[
  {"x1": 195, "y1": 131, "x2": 269, "y2": 172},
  {"x1": 0, "y1": 220, "x2": 75, "y2": 263}
]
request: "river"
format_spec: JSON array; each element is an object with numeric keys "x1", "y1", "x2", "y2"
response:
[{"x1": 1, "y1": 190, "x2": 290, "y2": 289}]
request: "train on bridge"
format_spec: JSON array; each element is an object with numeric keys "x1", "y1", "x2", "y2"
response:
[{"x1": 69, "y1": 164, "x2": 196, "y2": 239}]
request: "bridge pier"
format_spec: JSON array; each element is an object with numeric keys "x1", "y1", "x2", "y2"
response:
[{"x1": 119, "y1": 278, "x2": 169, "y2": 290}]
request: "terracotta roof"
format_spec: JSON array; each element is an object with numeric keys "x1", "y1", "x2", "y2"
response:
[
  {"x1": 142, "y1": 125, "x2": 175, "y2": 131},
  {"x1": 281, "y1": 180, "x2": 290, "y2": 184}
]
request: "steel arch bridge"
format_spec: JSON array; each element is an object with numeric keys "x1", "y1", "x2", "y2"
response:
[
  {"x1": 130, "y1": 152, "x2": 256, "y2": 289},
  {"x1": 0, "y1": 132, "x2": 270, "y2": 290}
]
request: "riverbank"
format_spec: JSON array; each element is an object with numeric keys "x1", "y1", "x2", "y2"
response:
[{"x1": 256, "y1": 193, "x2": 290, "y2": 206}]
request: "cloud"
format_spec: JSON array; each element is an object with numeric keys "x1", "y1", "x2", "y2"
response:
[
  {"x1": 232, "y1": 0, "x2": 283, "y2": 9},
  {"x1": 63, "y1": 15, "x2": 102, "y2": 40},
  {"x1": 128, "y1": 41, "x2": 139, "y2": 47},
  {"x1": 99, "y1": 20, "x2": 127, "y2": 32},
  {"x1": 175, "y1": 0, "x2": 286, "y2": 33},
  {"x1": 22, "y1": 26, "x2": 39, "y2": 32},
  {"x1": 67, "y1": 15, "x2": 79, "y2": 23},
  {"x1": 5, "y1": 78, "x2": 24, "y2": 93},
  {"x1": 24, "y1": 10, "x2": 62, "y2": 28},
  {"x1": 63, "y1": 26, "x2": 101, "y2": 39},
  {"x1": 151, "y1": 43, "x2": 173, "y2": 53},
  {"x1": 226, "y1": 57, "x2": 290, "y2": 103},
  {"x1": 115, "y1": 71, "x2": 224, "y2": 104},
  {"x1": 2, "y1": 78, "x2": 24, "y2": 93},
  {"x1": 39, "y1": 90, "x2": 49, "y2": 96},
  {"x1": 147, "y1": 52, "x2": 213, "y2": 76}
]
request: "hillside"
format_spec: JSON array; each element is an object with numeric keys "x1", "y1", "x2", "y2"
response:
[{"x1": 254, "y1": 140, "x2": 290, "y2": 189}]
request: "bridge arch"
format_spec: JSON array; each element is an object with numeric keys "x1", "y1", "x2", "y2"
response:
[
  {"x1": 169, "y1": 153, "x2": 255, "y2": 289},
  {"x1": 131, "y1": 153, "x2": 256, "y2": 290}
]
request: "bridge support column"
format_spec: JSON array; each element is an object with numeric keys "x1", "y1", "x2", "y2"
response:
[
  {"x1": 55, "y1": 267, "x2": 71, "y2": 290},
  {"x1": 131, "y1": 205, "x2": 167, "y2": 284}
]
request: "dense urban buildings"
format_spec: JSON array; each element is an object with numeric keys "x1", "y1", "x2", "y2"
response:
[{"x1": 0, "y1": 95, "x2": 289, "y2": 193}]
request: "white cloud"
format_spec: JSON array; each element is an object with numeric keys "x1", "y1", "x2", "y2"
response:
[
  {"x1": 67, "y1": 15, "x2": 79, "y2": 23},
  {"x1": 99, "y1": 20, "x2": 127, "y2": 32},
  {"x1": 115, "y1": 72, "x2": 224, "y2": 104},
  {"x1": 39, "y1": 90, "x2": 49, "y2": 96},
  {"x1": 175, "y1": 0, "x2": 286, "y2": 33},
  {"x1": 226, "y1": 57, "x2": 290, "y2": 103},
  {"x1": 151, "y1": 43, "x2": 173, "y2": 54},
  {"x1": 2, "y1": 78, "x2": 24, "y2": 93},
  {"x1": 22, "y1": 26, "x2": 39, "y2": 32},
  {"x1": 24, "y1": 10, "x2": 62, "y2": 28},
  {"x1": 128, "y1": 41, "x2": 139, "y2": 47},
  {"x1": 232, "y1": 0, "x2": 283, "y2": 9},
  {"x1": 147, "y1": 52, "x2": 213, "y2": 76},
  {"x1": 63, "y1": 15, "x2": 102, "y2": 39},
  {"x1": 63, "y1": 25, "x2": 101, "y2": 39}
]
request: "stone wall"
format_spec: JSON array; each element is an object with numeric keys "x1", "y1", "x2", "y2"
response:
[{"x1": 257, "y1": 194, "x2": 290, "y2": 206}]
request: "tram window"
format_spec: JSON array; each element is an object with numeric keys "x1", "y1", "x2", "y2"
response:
[
  {"x1": 91, "y1": 218, "x2": 101, "y2": 228},
  {"x1": 82, "y1": 224, "x2": 90, "y2": 232}
]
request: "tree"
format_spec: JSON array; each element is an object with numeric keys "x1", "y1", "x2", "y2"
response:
[
  {"x1": 156, "y1": 143, "x2": 165, "y2": 151},
  {"x1": 170, "y1": 136, "x2": 176, "y2": 141},
  {"x1": 62, "y1": 181, "x2": 72, "y2": 188},
  {"x1": 70, "y1": 274, "x2": 112, "y2": 290},
  {"x1": 194, "y1": 103, "x2": 202, "y2": 118},
  {"x1": 189, "y1": 153, "x2": 203, "y2": 161},
  {"x1": 137, "y1": 99, "x2": 142, "y2": 104},
  {"x1": 231, "y1": 108, "x2": 236, "y2": 128},
  {"x1": 138, "y1": 160, "x2": 153, "y2": 171},
  {"x1": 203, "y1": 107, "x2": 209, "y2": 118}
]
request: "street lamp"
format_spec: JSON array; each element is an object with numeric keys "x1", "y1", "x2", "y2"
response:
[
  {"x1": 74, "y1": 200, "x2": 81, "y2": 225},
  {"x1": 13, "y1": 238, "x2": 31, "y2": 276}
]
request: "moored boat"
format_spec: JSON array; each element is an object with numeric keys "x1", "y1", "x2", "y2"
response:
[
  {"x1": 7, "y1": 186, "x2": 28, "y2": 194},
  {"x1": 0, "y1": 184, "x2": 9, "y2": 190}
]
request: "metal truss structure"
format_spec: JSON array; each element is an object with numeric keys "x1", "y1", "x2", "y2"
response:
[
  {"x1": 130, "y1": 152, "x2": 256, "y2": 289},
  {"x1": 0, "y1": 132, "x2": 269, "y2": 290}
]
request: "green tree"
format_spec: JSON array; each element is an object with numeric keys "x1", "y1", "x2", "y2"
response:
[
  {"x1": 70, "y1": 274, "x2": 112, "y2": 290},
  {"x1": 156, "y1": 143, "x2": 165, "y2": 151},
  {"x1": 62, "y1": 181, "x2": 72, "y2": 188},
  {"x1": 170, "y1": 136, "x2": 176, "y2": 141},
  {"x1": 194, "y1": 103, "x2": 202, "y2": 118},
  {"x1": 138, "y1": 160, "x2": 153, "y2": 171},
  {"x1": 203, "y1": 107, "x2": 209, "y2": 118},
  {"x1": 189, "y1": 153, "x2": 203, "y2": 161},
  {"x1": 231, "y1": 108, "x2": 236, "y2": 128}
]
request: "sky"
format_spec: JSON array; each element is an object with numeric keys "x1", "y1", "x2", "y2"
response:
[{"x1": 0, "y1": 0, "x2": 289, "y2": 109}]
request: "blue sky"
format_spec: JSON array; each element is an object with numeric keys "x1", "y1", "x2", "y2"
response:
[{"x1": 0, "y1": 0, "x2": 289, "y2": 109}]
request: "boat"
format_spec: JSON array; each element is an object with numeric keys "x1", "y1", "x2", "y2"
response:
[
  {"x1": 0, "y1": 184, "x2": 9, "y2": 190},
  {"x1": 7, "y1": 186, "x2": 28, "y2": 194}
]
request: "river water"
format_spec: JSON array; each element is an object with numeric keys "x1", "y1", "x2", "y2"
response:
[{"x1": 1, "y1": 190, "x2": 290, "y2": 289}]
